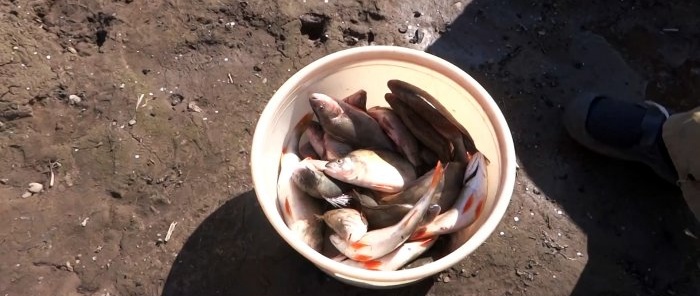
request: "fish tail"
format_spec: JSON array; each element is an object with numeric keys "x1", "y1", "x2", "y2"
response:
[
  {"x1": 325, "y1": 195, "x2": 351, "y2": 208},
  {"x1": 429, "y1": 161, "x2": 444, "y2": 190}
]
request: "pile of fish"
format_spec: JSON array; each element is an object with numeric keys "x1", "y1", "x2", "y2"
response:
[{"x1": 277, "y1": 79, "x2": 488, "y2": 271}]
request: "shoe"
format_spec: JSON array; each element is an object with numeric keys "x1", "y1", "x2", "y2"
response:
[{"x1": 563, "y1": 93, "x2": 678, "y2": 184}]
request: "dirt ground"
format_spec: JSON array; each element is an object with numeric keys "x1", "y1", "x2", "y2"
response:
[{"x1": 1, "y1": 0, "x2": 699, "y2": 295}]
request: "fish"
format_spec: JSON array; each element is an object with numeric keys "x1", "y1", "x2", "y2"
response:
[
  {"x1": 291, "y1": 158, "x2": 352, "y2": 207},
  {"x1": 304, "y1": 121, "x2": 326, "y2": 158},
  {"x1": 341, "y1": 89, "x2": 368, "y2": 112},
  {"x1": 316, "y1": 208, "x2": 368, "y2": 242},
  {"x1": 277, "y1": 113, "x2": 324, "y2": 251},
  {"x1": 299, "y1": 141, "x2": 320, "y2": 159},
  {"x1": 353, "y1": 190, "x2": 442, "y2": 229},
  {"x1": 309, "y1": 93, "x2": 394, "y2": 150},
  {"x1": 384, "y1": 93, "x2": 452, "y2": 163},
  {"x1": 352, "y1": 190, "x2": 412, "y2": 229},
  {"x1": 367, "y1": 106, "x2": 422, "y2": 168},
  {"x1": 388, "y1": 81, "x2": 470, "y2": 163},
  {"x1": 321, "y1": 226, "x2": 346, "y2": 262},
  {"x1": 410, "y1": 152, "x2": 488, "y2": 240},
  {"x1": 329, "y1": 162, "x2": 444, "y2": 262},
  {"x1": 387, "y1": 79, "x2": 478, "y2": 156},
  {"x1": 323, "y1": 133, "x2": 353, "y2": 160},
  {"x1": 379, "y1": 162, "x2": 465, "y2": 212},
  {"x1": 339, "y1": 236, "x2": 438, "y2": 271},
  {"x1": 324, "y1": 149, "x2": 416, "y2": 193}
]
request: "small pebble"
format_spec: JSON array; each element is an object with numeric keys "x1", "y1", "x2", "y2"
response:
[
  {"x1": 28, "y1": 182, "x2": 43, "y2": 193},
  {"x1": 443, "y1": 275, "x2": 451, "y2": 283},
  {"x1": 0, "y1": 178, "x2": 8, "y2": 184},
  {"x1": 556, "y1": 210, "x2": 563, "y2": 215},
  {"x1": 576, "y1": 252, "x2": 582, "y2": 257},
  {"x1": 514, "y1": 217, "x2": 520, "y2": 222},
  {"x1": 21, "y1": 191, "x2": 32, "y2": 198},
  {"x1": 128, "y1": 119, "x2": 136, "y2": 126},
  {"x1": 188, "y1": 102, "x2": 203, "y2": 113},
  {"x1": 398, "y1": 25, "x2": 408, "y2": 33},
  {"x1": 499, "y1": 231, "x2": 505, "y2": 236},
  {"x1": 68, "y1": 95, "x2": 81, "y2": 104}
]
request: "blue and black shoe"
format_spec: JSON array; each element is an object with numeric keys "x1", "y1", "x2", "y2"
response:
[{"x1": 563, "y1": 93, "x2": 678, "y2": 184}]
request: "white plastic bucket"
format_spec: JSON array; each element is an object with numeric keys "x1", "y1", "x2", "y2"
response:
[{"x1": 251, "y1": 46, "x2": 516, "y2": 288}]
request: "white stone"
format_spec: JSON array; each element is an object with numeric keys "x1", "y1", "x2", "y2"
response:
[{"x1": 28, "y1": 182, "x2": 43, "y2": 193}]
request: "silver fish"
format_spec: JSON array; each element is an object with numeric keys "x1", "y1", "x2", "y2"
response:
[
  {"x1": 387, "y1": 79, "x2": 478, "y2": 157},
  {"x1": 353, "y1": 190, "x2": 441, "y2": 230},
  {"x1": 341, "y1": 89, "x2": 368, "y2": 112},
  {"x1": 379, "y1": 162, "x2": 465, "y2": 213},
  {"x1": 385, "y1": 93, "x2": 452, "y2": 163},
  {"x1": 309, "y1": 93, "x2": 393, "y2": 150},
  {"x1": 304, "y1": 121, "x2": 326, "y2": 159},
  {"x1": 324, "y1": 149, "x2": 416, "y2": 193},
  {"x1": 411, "y1": 152, "x2": 487, "y2": 240},
  {"x1": 292, "y1": 158, "x2": 352, "y2": 207},
  {"x1": 299, "y1": 141, "x2": 320, "y2": 159},
  {"x1": 329, "y1": 162, "x2": 444, "y2": 261},
  {"x1": 277, "y1": 113, "x2": 324, "y2": 251},
  {"x1": 339, "y1": 236, "x2": 438, "y2": 271},
  {"x1": 367, "y1": 106, "x2": 422, "y2": 168},
  {"x1": 323, "y1": 133, "x2": 353, "y2": 160},
  {"x1": 317, "y1": 208, "x2": 368, "y2": 242}
]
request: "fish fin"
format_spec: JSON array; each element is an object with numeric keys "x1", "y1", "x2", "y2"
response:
[
  {"x1": 284, "y1": 199, "x2": 292, "y2": 216},
  {"x1": 353, "y1": 254, "x2": 372, "y2": 262},
  {"x1": 462, "y1": 194, "x2": 475, "y2": 213},
  {"x1": 325, "y1": 194, "x2": 351, "y2": 208},
  {"x1": 475, "y1": 199, "x2": 485, "y2": 220},
  {"x1": 418, "y1": 237, "x2": 435, "y2": 247},
  {"x1": 362, "y1": 260, "x2": 383, "y2": 270},
  {"x1": 411, "y1": 227, "x2": 427, "y2": 240},
  {"x1": 371, "y1": 184, "x2": 395, "y2": 192},
  {"x1": 350, "y1": 241, "x2": 368, "y2": 250},
  {"x1": 429, "y1": 161, "x2": 444, "y2": 188}
]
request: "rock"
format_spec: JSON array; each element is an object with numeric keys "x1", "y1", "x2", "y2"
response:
[
  {"x1": 398, "y1": 24, "x2": 407, "y2": 33},
  {"x1": 28, "y1": 182, "x2": 43, "y2": 193},
  {"x1": 169, "y1": 93, "x2": 184, "y2": 106},
  {"x1": 443, "y1": 274, "x2": 451, "y2": 283},
  {"x1": 188, "y1": 102, "x2": 203, "y2": 113},
  {"x1": 68, "y1": 95, "x2": 82, "y2": 105},
  {"x1": 0, "y1": 178, "x2": 8, "y2": 184},
  {"x1": 21, "y1": 191, "x2": 32, "y2": 198},
  {"x1": 410, "y1": 29, "x2": 424, "y2": 44},
  {"x1": 128, "y1": 119, "x2": 136, "y2": 126}
]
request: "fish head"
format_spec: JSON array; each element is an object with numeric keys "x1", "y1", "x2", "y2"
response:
[
  {"x1": 324, "y1": 156, "x2": 356, "y2": 178},
  {"x1": 310, "y1": 93, "x2": 343, "y2": 120},
  {"x1": 291, "y1": 161, "x2": 323, "y2": 188}
]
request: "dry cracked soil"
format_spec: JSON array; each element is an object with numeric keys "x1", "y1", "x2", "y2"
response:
[{"x1": 1, "y1": 0, "x2": 699, "y2": 296}]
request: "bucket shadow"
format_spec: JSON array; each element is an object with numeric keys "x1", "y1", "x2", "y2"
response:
[
  {"x1": 426, "y1": 0, "x2": 700, "y2": 295},
  {"x1": 161, "y1": 191, "x2": 434, "y2": 296}
]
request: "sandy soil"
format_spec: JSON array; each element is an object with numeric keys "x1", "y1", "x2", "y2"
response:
[{"x1": 1, "y1": 1, "x2": 699, "y2": 295}]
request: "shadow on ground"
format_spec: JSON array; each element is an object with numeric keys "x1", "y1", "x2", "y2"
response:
[
  {"x1": 161, "y1": 191, "x2": 434, "y2": 296},
  {"x1": 426, "y1": 0, "x2": 700, "y2": 295}
]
